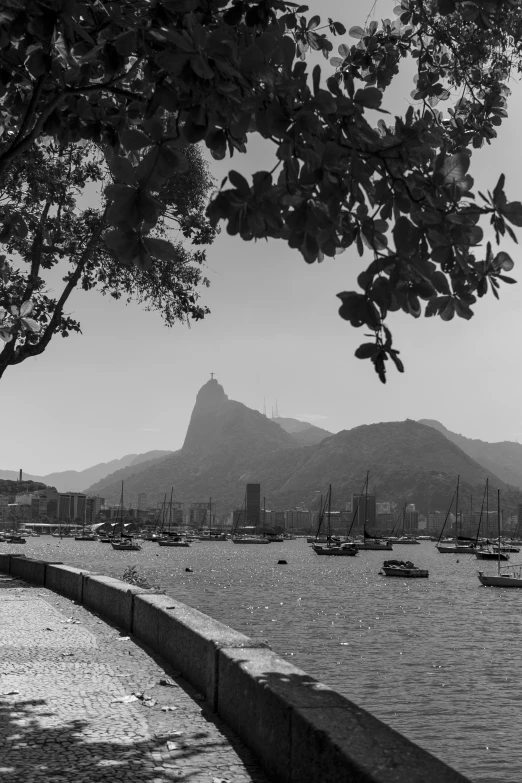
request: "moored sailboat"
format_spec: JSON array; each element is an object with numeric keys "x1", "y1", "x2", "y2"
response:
[
  {"x1": 111, "y1": 482, "x2": 142, "y2": 551},
  {"x1": 478, "y1": 489, "x2": 522, "y2": 587},
  {"x1": 312, "y1": 485, "x2": 358, "y2": 556}
]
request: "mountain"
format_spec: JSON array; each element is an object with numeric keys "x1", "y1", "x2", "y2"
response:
[
  {"x1": 90, "y1": 378, "x2": 309, "y2": 507},
  {"x1": 275, "y1": 419, "x2": 509, "y2": 511},
  {"x1": 85, "y1": 452, "x2": 176, "y2": 497},
  {"x1": 89, "y1": 379, "x2": 518, "y2": 516},
  {"x1": 419, "y1": 420, "x2": 522, "y2": 490},
  {"x1": 0, "y1": 450, "x2": 173, "y2": 493},
  {"x1": 273, "y1": 417, "x2": 333, "y2": 446}
]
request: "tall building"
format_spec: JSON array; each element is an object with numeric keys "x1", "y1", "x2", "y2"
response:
[
  {"x1": 351, "y1": 493, "x2": 377, "y2": 534},
  {"x1": 86, "y1": 496, "x2": 104, "y2": 524},
  {"x1": 58, "y1": 493, "x2": 87, "y2": 522},
  {"x1": 189, "y1": 502, "x2": 208, "y2": 527},
  {"x1": 404, "y1": 510, "x2": 419, "y2": 532},
  {"x1": 137, "y1": 493, "x2": 148, "y2": 510},
  {"x1": 246, "y1": 483, "x2": 261, "y2": 527}
]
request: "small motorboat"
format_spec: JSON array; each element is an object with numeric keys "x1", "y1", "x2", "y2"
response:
[
  {"x1": 475, "y1": 547, "x2": 509, "y2": 561},
  {"x1": 74, "y1": 533, "x2": 97, "y2": 541},
  {"x1": 4, "y1": 536, "x2": 26, "y2": 544},
  {"x1": 232, "y1": 536, "x2": 271, "y2": 544},
  {"x1": 158, "y1": 536, "x2": 190, "y2": 547},
  {"x1": 312, "y1": 542, "x2": 358, "y2": 557},
  {"x1": 380, "y1": 560, "x2": 429, "y2": 578},
  {"x1": 356, "y1": 539, "x2": 393, "y2": 551},
  {"x1": 392, "y1": 537, "x2": 420, "y2": 545},
  {"x1": 111, "y1": 538, "x2": 142, "y2": 551}
]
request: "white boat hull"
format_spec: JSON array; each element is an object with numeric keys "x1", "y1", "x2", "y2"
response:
[{"x1": 478, "y1": 571, "x2": 522, "y2": 587}]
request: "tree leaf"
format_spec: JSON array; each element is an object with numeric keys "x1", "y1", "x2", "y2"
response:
[
  {"x1": 355, "y1": 342, "x2": 379, "y2": 359},
  {"x1": 110, "y1": 156, "x2": 137, "y2": 185},
  {"x1": 120, "y1": 129, "x2": 152, "y2": 151},
  {"x1": 354, "y1": 87, "x2": 382, "y2": 110},
  {"x1": 439, "y1": 153, "x2": 469, "y2": 185},
  {"x1": 500, "y1": 201, "x2": 522, "y2": 227},
  {"x1": 349, "y1": 26, "x2": 366, "y2": 39}
]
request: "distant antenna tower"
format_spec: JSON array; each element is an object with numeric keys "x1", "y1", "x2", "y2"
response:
[
  {"x1": 275, "y1": 399, "x2": 279, "y2": 418},
  {"x1": 263, "y1": 397, "x2": 266, "y2": 417},
  {"x1": 271, "y1": 404, "x2": 274, "y2": 419}
]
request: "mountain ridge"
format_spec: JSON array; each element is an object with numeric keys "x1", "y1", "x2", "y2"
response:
[
  {"x1": 0, "y1": 449, "x2": 173, "y2": 493},
  {"x1": 88, "y1": 380, "x2": 519, "y2": 515},
  {"x1": 419, "y1": 419, "x2": 522, "y2": 489}
]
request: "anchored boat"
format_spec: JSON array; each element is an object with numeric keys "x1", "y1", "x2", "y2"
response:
[
  {"x1": 380, "y1": 559, "x2": 429, "y2": 578},
  {"x1": 111, "y1": 482, "x2": 142, "y2": 551},
  {"x1": 312, "y1": 485, "x2": 358, "y2": 557}
]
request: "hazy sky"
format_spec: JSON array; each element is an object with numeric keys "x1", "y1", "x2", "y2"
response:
[{"x1": 2, "y1": 0, "x2": 522, "y2": 475}]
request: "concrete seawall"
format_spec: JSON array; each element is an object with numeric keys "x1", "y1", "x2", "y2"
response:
[{"x1": 0, "y1": 553, "x2": 471, "y2": 783}]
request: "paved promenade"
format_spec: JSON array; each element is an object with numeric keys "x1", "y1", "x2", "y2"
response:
[{"x1": 0, "y1": 575, "x2": 270, "y2": 783}]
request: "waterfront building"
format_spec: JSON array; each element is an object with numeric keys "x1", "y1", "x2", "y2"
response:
[
  {"x1": 404, "y1": 510, "x2": 419, "y2": 532},
  {"x1": 246, "y1": 483, "x2": 261, "y2": 527},
  {"x1": 58, "y1": 492, "x2": 87, "y2": 522},
  {"x1": 285, "y1": 509, "x2": 312, "y2": 531},
  {"x1": 137, "y1": 492, "x2": 147, "y2": 510},
  {"x1": 375, "y1": 512, "x2": 395, "y2": 534},
  {"x1": 85, "y1": 495, "x2": 104, "y2": 524},
  {"x1": 376, "y1": 502, "x2": 391, "y2": 514},
  {"x1": 189, "y1": 502, "x2": 209, "y2": 528}
]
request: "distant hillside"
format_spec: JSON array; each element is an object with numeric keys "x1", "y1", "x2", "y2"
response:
[
  {"x1": 91, "y1": 379, "x2": 518, "y2": 516},
  {"x1": 419, "y1": 419, "x2": 522, "y2": 489},
  {"x1": 275, "y1": 420, "x2": 509, "y2": 511},
  {"x1": 273, "y1": 417, "x2": 332, "y2": 446},
  {"x1": 0, "y1": 450, "x2": 173, "y2": 493},
  {"x1": 85, "y1": 452, "x2": 176, "y2": 497}
]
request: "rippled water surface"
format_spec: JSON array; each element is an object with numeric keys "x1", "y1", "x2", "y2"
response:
[{"x1": 10, "y1": 537, "x2": 522, "y2": 782}]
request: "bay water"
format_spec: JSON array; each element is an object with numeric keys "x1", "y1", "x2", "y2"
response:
[{"x1": 10, "y1": 537, "x2": 522, "y2": 782}]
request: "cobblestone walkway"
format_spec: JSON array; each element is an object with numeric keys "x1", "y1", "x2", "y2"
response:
[{"x1": 0, "y1": 576, "x2": 270, "y2": 783}]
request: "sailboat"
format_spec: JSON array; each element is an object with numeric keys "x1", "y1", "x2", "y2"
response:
[
  {"x1": 158, "y1": 488, "x2": 190, "y2": 547},
  {"x1": 436, "y1": 476, "x2": 474, "y2": 553},
  {"x1": 478, "y1": 490, "x2": 522, "y2": 587},
  {"x1": 74, "y1": 515, "x2": 97, "y2": 541},
  {"x1": 351, "y1": 473, "x2": 392, "y2": 551},
  {"x1": 198, "y1": 498, "x2": 227, "y2": 540},
  {"x1": 475, "y1": 479, "x2": 509, "y2": 561},
  {"x1": 312, "y1": 485, "x2": 358, "y2": 556},
  {"x1": 111, "y1": 482, "x2": 142, "y2": 551},
  {"x1": 389, "y1": 502, "x2": 420, "y2": 545}
]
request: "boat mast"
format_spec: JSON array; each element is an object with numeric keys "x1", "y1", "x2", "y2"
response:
[
  {"x1": 363, "y1": 470, "x2": 369, "y2": 538},
  {"x1": 497, "y1": 489, "x2": 501, "y2": 576},
  {"x1": 486, "y1": 478, "x2": 489, "y2": 540},
  {"x1": 168, "y1": 487, "x2": 173, "y2": 534},
  {"x1": 209, "y1": 497, "x2": 212, "y2": 534},
  {"x1": 475, "y1": 481, "x2": 487, "y2": 549},
  {"x1": 327, "y1": 484, "x2": 332, "y2": 546},
  {"x1": 455, "y1": 475, "x2": 460, "y2": 540},
  {"x1": 437, "y1": 480, "x2": 458, "y2": 544},
  {"x1": 119, "y1": 481, "x2": 124, "y2": 539}
]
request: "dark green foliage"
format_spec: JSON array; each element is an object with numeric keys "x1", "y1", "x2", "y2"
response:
[
  {"x1": 0, "y1": 142, "x2": 214, "y2": 379},
  {"x1": 0, "y1": 0, "x2": 521, "y2": 380},
  {"x1": 0, "y1": 480, "x2": 51, "y2": 496}
]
